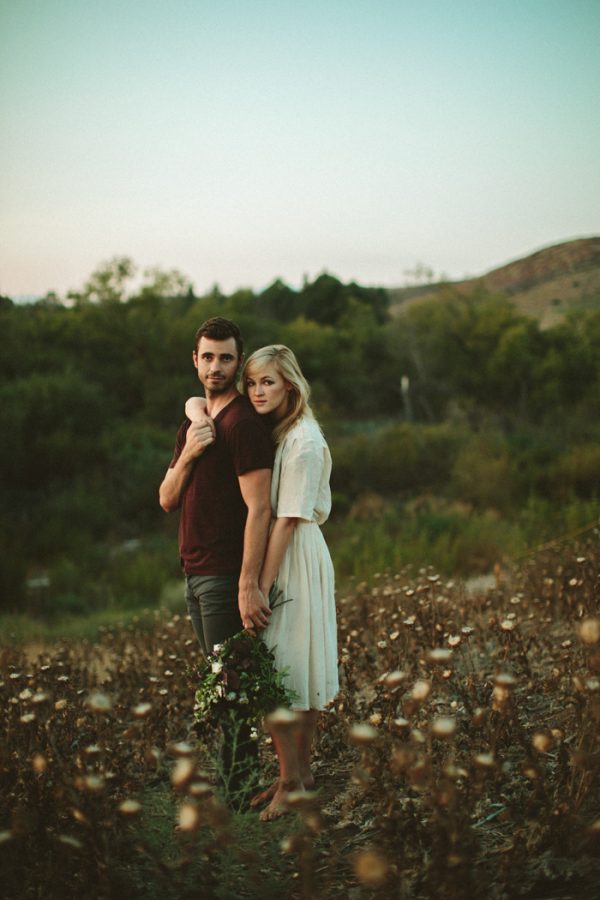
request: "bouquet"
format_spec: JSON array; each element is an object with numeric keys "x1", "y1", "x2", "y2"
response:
[{"x1": 194, "y1": 628, "x2": 297, "y2": 731}]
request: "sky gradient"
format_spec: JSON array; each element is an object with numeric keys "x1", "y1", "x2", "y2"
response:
[{"x1": 1, "y1": 0, "x2": 599, "y2": 298}]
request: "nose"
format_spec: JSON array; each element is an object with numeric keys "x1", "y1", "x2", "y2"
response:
[{"x1": 254, "y1": 383, "x2": 265, "y2": 396}]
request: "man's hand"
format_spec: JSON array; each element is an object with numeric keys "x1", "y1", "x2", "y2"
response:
[
  {"x1": 239, "y1": 584, "x2": 272, "y2": 633},
  {"x1": 183, "y1": 419, "x2": 215, "y2": 459}
]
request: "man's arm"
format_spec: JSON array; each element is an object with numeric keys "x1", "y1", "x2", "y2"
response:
[
  {"x1": 237, "y1": 467, "x2": 273, "y2": 631},
  {"x1": 258, "y1": 516, "x2": 298, "y2": 598},
  {"x1": 159, "y1": 421, "x2": 215, "y2": 512}
]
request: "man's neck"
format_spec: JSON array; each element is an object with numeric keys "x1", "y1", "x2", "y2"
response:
[{"x1": 205, "y1": 388, "x2": 240, "y2": 419}]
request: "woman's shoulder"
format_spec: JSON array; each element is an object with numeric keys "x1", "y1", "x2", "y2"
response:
[{"x1": 283, "y1": 416, "x2": 326, "y2": 452}]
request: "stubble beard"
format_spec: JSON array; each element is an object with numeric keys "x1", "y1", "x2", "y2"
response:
[{"x1": 202, "y1": 374, "x2": 238, "y2": 399}]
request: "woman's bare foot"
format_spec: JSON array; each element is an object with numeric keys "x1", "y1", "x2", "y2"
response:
[
  {"x1": 259, "y1": 780, "x2": 301, "y2": 822},
  {"x1": 250, "y1": 781, "x2": 278, "y2": 808}
]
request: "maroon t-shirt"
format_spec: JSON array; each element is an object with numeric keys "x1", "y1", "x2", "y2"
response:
[{"x1": 170, "y1": 395, "x2": 274, "y2": 576}]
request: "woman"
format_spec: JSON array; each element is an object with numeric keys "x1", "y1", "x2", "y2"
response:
[{"x1": 241, "y1": 344, "x2": 338, "y2": 820}]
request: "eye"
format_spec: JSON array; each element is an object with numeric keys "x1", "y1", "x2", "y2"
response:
[{"x1": 246, "y1": 379, "x2": 255, "y2": 387}]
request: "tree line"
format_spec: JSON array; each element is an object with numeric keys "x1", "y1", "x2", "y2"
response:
[{"x1": 1, "y1": 257, "x2": 599, "y2": 611}]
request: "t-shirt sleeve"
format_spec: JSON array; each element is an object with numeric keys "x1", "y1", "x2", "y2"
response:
[
  {"x1": 228, "y1": 417, "x2": 274, "y2": 476},
  {"x1": 169, "y1": 420, "x2": 191, "y2": 468},
  {"x1": 276, "y1": 437, "x2": 323, "y2": 520}
]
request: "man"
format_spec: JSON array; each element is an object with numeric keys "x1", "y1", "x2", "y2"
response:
[{"x1": 159, "y1": 316, "x2": 273, "y2": 797}]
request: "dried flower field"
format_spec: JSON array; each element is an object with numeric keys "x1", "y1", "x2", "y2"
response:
[{"x1": 1, "y1": 541, "x2": 599, "y2": 900}]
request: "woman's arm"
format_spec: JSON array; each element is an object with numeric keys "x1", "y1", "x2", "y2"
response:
[
  {"x1": 259, "y1": 516, "x2": 298, "y2": 598},
  {"x1": 185, "y1": 396, "x2": 208, "y2": 421}
]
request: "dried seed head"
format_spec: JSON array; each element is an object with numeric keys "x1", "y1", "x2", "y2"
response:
[
  {"x1": 169, "y1": 741, "x2": 195, "y2": 757},
  {"x1": 494, "y1": 673, "x2": 517, "y2": 688},
  {"x1": 369, "y1": 712, "x2": 383, "y2": 727},
  {"x1": 56, "y1": 835, "x2": 83, "y2": 850},
  {"x1": 411, "y1": 679, "x2": 432, "y2": 702},
  {"x1": 579, "y1": 618, "x2": 600, "y2": 645},
  {"x1": 431, "y1": 717, "x2": 457, "y2": 739},
  {"x1": 119, "y1": 799, "x2": 142, "y2": 816},
  {"x1": 391, "y1": 717, "x2": 410, "y2": 733},
  {"x1": 32, "y1": 753, "x2": 48, "y2": 774},
  {"x1": 79, "y1": 774, "x2": 105, "y2": 793},
  {"x1": 532, "y1": 733, "x2": 553, "y2": 753},
  {"x1": 492, "y1": 685, "x2": 510, "y2": 709},
  {"x1": 132, "y1": 702, "x2": 153, "y2": 718},
  {"x1": 354, "y1": 849, "x2": 389, "y2": 887},
  {"x1": 266, "y1": 707, "x2": 300, "y2": 729},
  {"x1": 144, "y1": 747, "x2": 161, "y2": 767},
  {"x1": 349, "y1": 723, "x2": 379, "y2": 746},
  {"x1": 426, "y1": 648, "x2": 453, "y2": 665},
  {"x1": 85, "y1": 692, "x2": 112, "y2": 714},
  {"x1": 383, "y1": 670, "x2": 406, "y2": 688},
  {"x1": 448, "y1": 635, "x2": 462, "y2": 647},
  {"x1": 473, "y1": 753, "x2": 495, "y2": 769},
  {"x1": 32, "y1": 692, "x2": 50, "y2": 705},
  {"x1": 500, "y1": 620, "x2": 516, "y2": 632},
  {"x1": 171, "y1": 758, "x2": 195, "y2": 788},
  {"x1": 188, "y1": 781, "x2": 214, "y2": 799},
  {"x1": 285, "y1": 790, "x2": 320, "y2": 811},
  {"x1": 177, "y1": 802, "x2": 200, "y2": 832},
  {"x1": 84, "y1": 744, "x2": 101, "y2": 757},
  {"x1": 472, "y1": 707, "x2": 486, "y2": 727}
]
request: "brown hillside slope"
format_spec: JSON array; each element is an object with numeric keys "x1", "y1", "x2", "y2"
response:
[{"x1": 388, "y1": 237, "x2": 600, "y2": 327}]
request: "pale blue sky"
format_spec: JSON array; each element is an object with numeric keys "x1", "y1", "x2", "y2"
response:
[{"x1": 1, "y1": 0, "x2": 599, "y2": 297}]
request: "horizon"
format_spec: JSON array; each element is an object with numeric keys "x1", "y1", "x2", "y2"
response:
[
  {"x1": 2, "y1": 1, "x2": 599, "y2": 299},
  {"x1": 6, "y1": 232, "x2": 600, "y2": 304}
]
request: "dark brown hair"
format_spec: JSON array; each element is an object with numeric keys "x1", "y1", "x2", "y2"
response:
[{"x1": 194, "y1": 317, "x2": 243, "y2": 357}]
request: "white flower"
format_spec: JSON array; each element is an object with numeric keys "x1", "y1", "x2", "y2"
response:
[
  {"x1": 226, "y1": 691, "x2": 237, "y2": 701},
  {"x1": 211, "y1": 661, "x2": 223, "y2": 674}
]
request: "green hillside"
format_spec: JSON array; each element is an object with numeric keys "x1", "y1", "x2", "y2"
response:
[{"x1": 389, "y1": 237, "x2": 600, "y2": 327}]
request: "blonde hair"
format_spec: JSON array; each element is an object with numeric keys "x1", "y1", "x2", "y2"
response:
[{"x1": 241, "y1": 344, "x2": 315, "y2": 444}]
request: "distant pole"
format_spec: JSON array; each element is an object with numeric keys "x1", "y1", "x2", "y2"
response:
[{"x1": 401, "y1": 375, "x2": 413, "y2": 421}]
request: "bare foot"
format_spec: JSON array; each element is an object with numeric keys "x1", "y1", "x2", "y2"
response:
[
  {"x1": 250, "y1": 781, "x2": 278, "y2": 808},
  {"x1": 259, "y1": 780, "x2": 301, "y2": 822}
]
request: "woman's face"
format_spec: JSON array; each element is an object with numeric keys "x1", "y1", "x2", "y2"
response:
[{"x1": 245, "y1": 363, "x2": 291, "y2": 420}]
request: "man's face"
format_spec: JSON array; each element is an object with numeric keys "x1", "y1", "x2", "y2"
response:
[{"x1": 193, "y1": 336, "x2": 241, "y2": 395}]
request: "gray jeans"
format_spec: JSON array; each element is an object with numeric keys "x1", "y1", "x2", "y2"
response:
[
  {"x1": 184, "y1": 574, "x2": 242, "y2": 657},
  {"x1": 185, "y1": 573, "x2": 258, "y2": 797}
]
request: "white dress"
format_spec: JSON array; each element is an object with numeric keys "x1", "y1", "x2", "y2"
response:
[{"x1": 263, "y1": 416, "x2": 339, "y2": 711}]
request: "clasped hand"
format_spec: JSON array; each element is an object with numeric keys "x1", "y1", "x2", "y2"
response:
[
  {"x1": 239, "y1": 586, "x2": 271, "y2": 634},
  {"x1": 184, "y1": 408, "x2": 216, "y2": 457}
]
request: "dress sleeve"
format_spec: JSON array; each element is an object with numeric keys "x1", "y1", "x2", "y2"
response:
[{"x1": 276, "y1": 436, "x2": 323, "y2": 520}]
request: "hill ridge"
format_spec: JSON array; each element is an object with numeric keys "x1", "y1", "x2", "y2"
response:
[{"x1": 388, "y1": 236, "x2": 600, "y2": 326}]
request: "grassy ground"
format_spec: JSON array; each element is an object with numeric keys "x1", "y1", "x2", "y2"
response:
[{"x1": 1, "y1": 537, "x2": 599, "y2": 899}]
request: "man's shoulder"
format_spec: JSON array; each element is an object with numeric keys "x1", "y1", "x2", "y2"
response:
[{"x1": 220, "y1": 396, "x2": 268, "y2": 431}]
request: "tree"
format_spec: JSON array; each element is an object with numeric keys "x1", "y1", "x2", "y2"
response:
[
  {"x1": 68, "y1": 256, "x2": 136, "y2": 304},
  {"x1": 137, "y1": 267, "x2": 193, "y2": 299}
]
